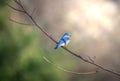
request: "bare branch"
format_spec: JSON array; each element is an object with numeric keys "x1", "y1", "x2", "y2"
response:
[
  {"x1": 31, "y1": 7, "x2": 36, "y2": 16},
  {"x1": 9, "y1": 18, "x2": 33, "y2": 26},
  {"x1": 87, "y1": 55, "x2": 94, "y2": 63},
  {"x1": 43, "y1": 57, "x2": 98, "y2": 75},
  {"x1": 17, "y1": 0, "x2": 26, "y2": 12},
  {"x1": 7, "y1": 3, "x2": 24, "y2": 12},
  {"x1": 8, "y1": 0, "x2": 120, "y2": 78},
  {"x1": 63, "y1": 47, "x2": 120, "y2": 77},
  {"x1": 14, "y1": 0, "x2": 21, "y2": 6}
]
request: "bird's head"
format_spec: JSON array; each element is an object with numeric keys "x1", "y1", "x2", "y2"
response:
[{"x1": 63, "y1": 32, "x2": 71, "y2": 38}]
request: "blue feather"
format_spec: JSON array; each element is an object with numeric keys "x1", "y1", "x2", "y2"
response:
[
  {"x1": 54, "y1": 32, "x2": 71, "y2": 50},
  {"x1": 54, "y1": 44, "x2": 60, "y2": 49}
]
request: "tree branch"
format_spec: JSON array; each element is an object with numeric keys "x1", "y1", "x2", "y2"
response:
[
  {"x1": 43, "y1": 57, "x2": 98, "y2": 75},
  {"x1": 8, "y1": 0, "x2": 120, "y2": 78},
  {"x1": 9, "y1": 18, "x2": 33, "y2": 26},
  {"x1": 6, "y1": 2, "x2": 24, "y2": 12}
]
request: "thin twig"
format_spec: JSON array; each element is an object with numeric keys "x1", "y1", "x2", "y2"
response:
[
  {"x1": 88, "y1": 56, "x2": 94, "y2": 63},
  {"x1": 43, "y1": 57, "x2": 98, "y2": 75},
  {"x1": 7, "y1": 3, "x2": 24, "y2": 12},
  {"x1": 8, "y1": 0, "x2": 120, "y2": 78},
  {"x1": 31, "y1": 7, "x2": 36, "y2": 16},
  {"x1": 63, "y1": 47, "x2": 120, "y2": 77},
  {"x1": 14, "y1": 0, "x2": 21, "y2": 6},
  {"x1": 9, "y1": 18, "x2": 33, "y2": 26}
]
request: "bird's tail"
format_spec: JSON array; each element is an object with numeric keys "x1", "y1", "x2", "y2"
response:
[{"x1": 54, "y1": 44, "x2": 60, "y2": 50}]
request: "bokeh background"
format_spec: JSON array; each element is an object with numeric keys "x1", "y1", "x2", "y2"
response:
[{"x1": 0, "y1": 0, "x2": 120, "y2": 81}]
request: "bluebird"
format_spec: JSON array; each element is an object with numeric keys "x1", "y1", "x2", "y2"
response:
[{"x1": 54, "y1": 32, "x2": 71, "y2": 50}]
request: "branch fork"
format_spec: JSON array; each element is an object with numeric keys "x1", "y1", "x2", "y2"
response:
[{"x1": 7, "y1": 0, "x2": 120, "y2": 78}]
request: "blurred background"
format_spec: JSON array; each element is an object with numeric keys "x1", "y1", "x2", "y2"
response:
[{"x1": 0, "y1": 0, "x2": 120, "y2": 81}]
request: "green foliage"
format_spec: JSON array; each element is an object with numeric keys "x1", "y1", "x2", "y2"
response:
[
  {"x1": 0, "y1": 0, "x2": 8, "y2": 7},
  {"x1": 0, "y1": 1, "x2": 65, "y2": 81},
  {"x1": 0, "y1": 1, "x2": 119, "y2": 81}
]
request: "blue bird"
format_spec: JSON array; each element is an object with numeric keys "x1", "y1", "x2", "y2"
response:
[{"x1": 54, "y1": 32, "x2": 71, "y2": 50}]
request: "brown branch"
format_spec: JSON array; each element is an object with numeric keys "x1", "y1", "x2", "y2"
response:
[
  {"x1": 7, "y1": 3, "x2": 24, "y2": 12},
  {"x1": 8, "y1": 0, "x2": 120, "y2": 78},
  {"x1": 63, "y1": 47, "x2": 120, "y2": 77},
  {"x1": 31, "y1": 7, "x2": 36, "y2": 16},
  {"x1": 9, "y1": 18, "x2": 33, "y2": 26},
  {"x1": 14, "y1": 0, "x2": 20, "y2": 5},
  {"x1": 87, "y1": 55, "x2": 94, "y2": 63},
  {"x1": 43, "y1": 57, "x2": 98, "y2": 75}
]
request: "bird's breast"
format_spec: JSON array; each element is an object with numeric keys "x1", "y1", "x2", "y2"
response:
[{"x1": 65, "y1": 40, "x2": 70, "y2": 46}]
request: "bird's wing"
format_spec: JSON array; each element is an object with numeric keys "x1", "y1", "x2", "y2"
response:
[
  {"x1": 58, "y1": 39, "x2": 65, "y2": 46},
  {"x1": 61, "y1": 38, "x2": 70, "y2": 46},
  {"x1": 54, "y1": 39, "x2": 65, "y2": 49}
]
